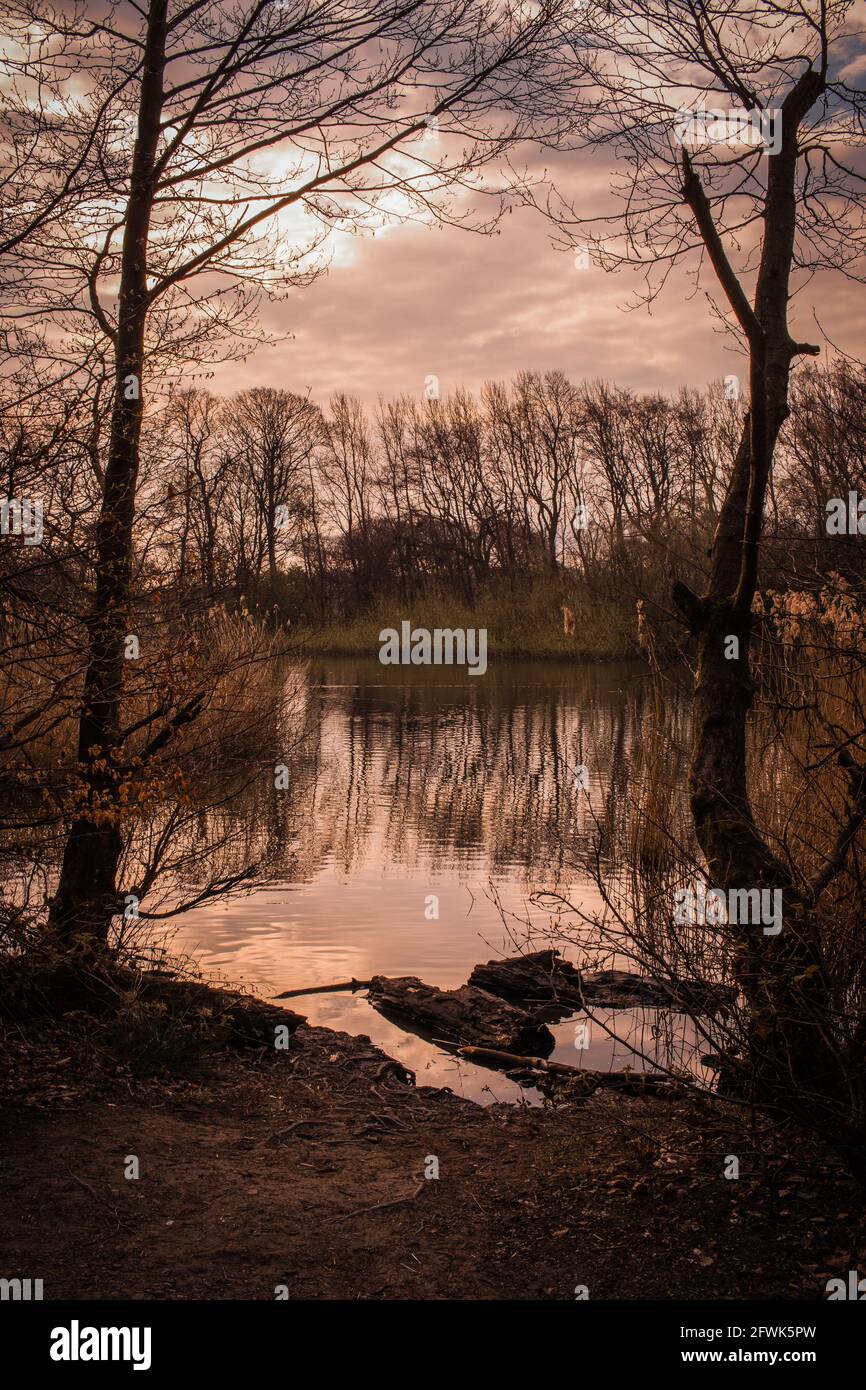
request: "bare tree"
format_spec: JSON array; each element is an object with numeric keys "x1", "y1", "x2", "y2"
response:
[
  {"x1": 317, "y1": 393, "x2": 376, "y2": 598},
  {"x1": 481, "y1": 371, "x2": 579, "y2": 570},
  {"x1": 0, "y1": 0, "x2": 580, "y2": 938},
  {"x1": 224, "y1": 388, "x2": 323, "y2": 577},
  {"x1": 545, "y1": 0, "x2": 866, "y2": 1170}
]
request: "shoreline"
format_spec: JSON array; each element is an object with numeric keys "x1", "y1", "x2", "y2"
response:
[
  {"x1": 297, "y1": 640, "x2": 640, "y2": 663},
  {"x1": 2, "y1": 981, "x2": 861, "y2": 1301},
  {"x1": 293, "y1": 631, "x2": 641, "y2": 663}
]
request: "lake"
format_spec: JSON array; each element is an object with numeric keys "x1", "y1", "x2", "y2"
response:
[{"x1": 170, "y1": 656, "x2": 701, "y2": 1101}]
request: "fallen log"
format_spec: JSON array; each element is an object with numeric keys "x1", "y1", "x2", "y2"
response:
[
  {"x1": 469, "y1": 951, "x2": 735, "y2": 1016},
  {"x1": 468, "y1": 950, "x2": 584, "y2": 1012},
  {"x1": 458, "y1": 1044, "x2": 680, "y2": 1095},
  {"x1": 367, "y1": 975, "x2": 555, "y2": 1055}
]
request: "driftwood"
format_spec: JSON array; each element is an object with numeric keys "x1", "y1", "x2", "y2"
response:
[
  {"x1": 458, "y1": 1044, "x2": 678, "y2": 1094},
  {"x1": 468, "y1": 950, "x2": 584, "y2": 1011},
  {"x1": 469, "y1": 951, "x2": 734, "y2": 1016},
  {"x1": 275, "y1": 978, "x2": 370, "y2": 1000},
  {"x1": 366, "y1": 975, "x2": 555, "y2": 1055}
]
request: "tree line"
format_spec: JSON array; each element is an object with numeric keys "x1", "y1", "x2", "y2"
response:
[{"x1": 5, "y1": 361, "x2": 863, "y2": 635}]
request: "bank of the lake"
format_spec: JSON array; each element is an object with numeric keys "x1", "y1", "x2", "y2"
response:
[
  {"x1": 2, "y1": 1000, "x2": 860, "y2": 1301},
  {"x1": 289, "y1": 583, "x2": 636, "y2": 662}
]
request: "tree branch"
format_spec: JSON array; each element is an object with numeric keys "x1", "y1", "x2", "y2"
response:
[{"x1": 680, "y1": 149, "x2": 764, "y2": 350}]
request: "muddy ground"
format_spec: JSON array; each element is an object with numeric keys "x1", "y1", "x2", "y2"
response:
[{"x1": 1, "y1": 1022, "x2": 863, "y2": 1301}]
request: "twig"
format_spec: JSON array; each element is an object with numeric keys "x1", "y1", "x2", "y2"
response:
[
  {"x1": 266, "y1": 1118, "x2": 327, "y2": 1143},
  {"x1": 339, "y1": 1181, "x2": 425, "y2": 1220}
]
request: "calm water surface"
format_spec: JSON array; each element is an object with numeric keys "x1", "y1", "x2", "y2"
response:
[{"x1": 171, "y1": 657, "x2": 696, "y2": 1101}]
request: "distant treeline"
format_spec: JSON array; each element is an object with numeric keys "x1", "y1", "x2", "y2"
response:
[{"x1": 2, "y1": 361, "x2": 864, "y2": 640}]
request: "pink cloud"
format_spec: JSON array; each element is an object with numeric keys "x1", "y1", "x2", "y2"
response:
[{"x1": 211, "y1": 180, "x2": 866, "y2": 409}]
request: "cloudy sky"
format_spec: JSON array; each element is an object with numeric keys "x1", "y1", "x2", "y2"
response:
[{"x1": 211, "y1": 181, "x2": 866, "y2": 411}]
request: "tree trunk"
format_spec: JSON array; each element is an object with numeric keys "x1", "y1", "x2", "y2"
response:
[
  {"x1": 673, "y1": 72, "x2": 862, "y2": 1160},
  {"x1": 50, "y1": 0, "x2": 169, "y2": 941}
]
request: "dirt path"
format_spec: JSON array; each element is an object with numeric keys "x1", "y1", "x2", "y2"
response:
[{"x1": 1, "y1": 1024, "x2": 862, "y2": 1300}]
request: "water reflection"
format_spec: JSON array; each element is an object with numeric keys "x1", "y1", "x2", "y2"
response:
[{"x1": 170, "y1": 657, "x2": 696, "y2": 1100}]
